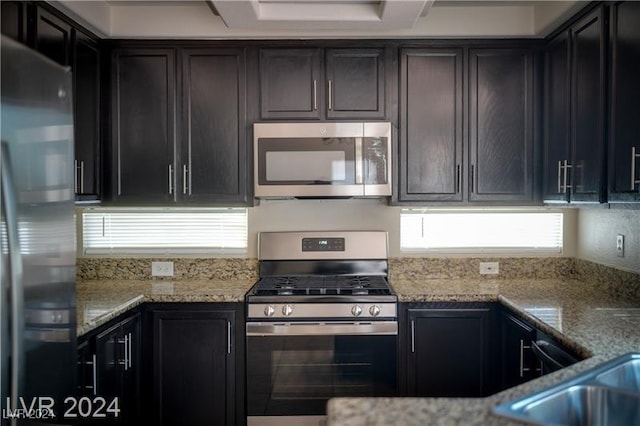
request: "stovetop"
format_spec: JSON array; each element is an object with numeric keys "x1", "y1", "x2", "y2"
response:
[{"x1": 251, "y1": 275, "x2": 392, "y2": 296}]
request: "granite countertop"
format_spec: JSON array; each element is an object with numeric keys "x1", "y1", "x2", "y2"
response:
[
  {"x1": 328, "y1": 277, "x2": 640, "y2": 426},
  {"x1": 77, "y1": 279, "x2": 255, "y2": 336}
]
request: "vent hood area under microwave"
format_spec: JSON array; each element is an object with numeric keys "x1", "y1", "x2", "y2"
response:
[{"x1": 253, "y1": 122, "x2": 392, "y2": 199}]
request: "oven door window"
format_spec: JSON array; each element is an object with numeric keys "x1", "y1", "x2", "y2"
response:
[
  {"x1": 257, "y1": 138, "x2": 356, "y2": 185},
  {"x1": 246, "y1": 334, "x2": 397, "y2": 416}
]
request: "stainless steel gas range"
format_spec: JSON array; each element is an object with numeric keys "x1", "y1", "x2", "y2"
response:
[{"x1": 245, "y1": 231, "x2": 398, "y2": 426}]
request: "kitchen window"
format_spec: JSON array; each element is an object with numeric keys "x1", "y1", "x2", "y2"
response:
[
  {"x1": 400, "y1": 210, "x2": 563, "y2": 253},
  {"x1": 80, "y1": 208, "x2": 247, "y2": 255}
]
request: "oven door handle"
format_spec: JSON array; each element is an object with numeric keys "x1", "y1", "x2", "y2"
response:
[{"x1": 246, "y1": 321, "x2": 398, "y2": 336}]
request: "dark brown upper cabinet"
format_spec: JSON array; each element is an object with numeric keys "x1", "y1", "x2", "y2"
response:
[
  {"x1": 608, "y1": 1, "x2": 640, "y2": 203},
  {"x1": 73, "y1": 29, "x2": 101, "y2": 200},
  {"x1": 399, "y1": 48, "x2": 463, "y2": 202},
  {"x1": 109, "y1": 47, "x2": 250, "y2": 205},
  {"x1": 260, "y1": 48, "x2": 323, "y2": 119},
  {"x1": 1, "y1": 1, "x2": 27, "y2": 44},
  {"x1": 469, "y1": 48, "x2": 534, "y2": 203},
  {"x1": 543, "y1": 6, "x2": 607, "y2": 204},
  {"x1": 110, "y1": 49, "x2": 177, "y2": 204},
  {"x1": 181, "y1": 48, "x2": 249, "y2": 204},
  {"x1": 542, "y1": 31, "x2": 571, "y2": 203},
  {"x1": 259, "y1": 47, "x2": 387, "y2": 120},
  {"x1": 31, "y1": 5, "x2": 72, "y2": 66},
  {"x1": 398, "y1": 46, "x2": 535, "y2": 204}
]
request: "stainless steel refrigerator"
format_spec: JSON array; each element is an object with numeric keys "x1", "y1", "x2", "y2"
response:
[{"x1": 1, "y1": 36, "x2": 77, "y2": 424}]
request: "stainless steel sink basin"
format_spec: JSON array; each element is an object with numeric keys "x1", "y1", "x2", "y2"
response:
[
  {"x1": 494, "y1": 353, "x2": 640, "y2": 425},
  {"x1": 595, "y1": 359, "x2": 640, "y2": 393},
  {"x1": 521, "y1": 385, "x2": 640, "y2": 426}
]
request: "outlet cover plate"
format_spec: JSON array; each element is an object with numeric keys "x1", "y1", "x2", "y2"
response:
[
  {"x1": 152, "y1": 261, "x2": 174, "y2": 277},
  {"x1": 616, "y1": 234, "x2": 625, "y2": 258},
  {"x1": 480, "y1": 261, "x2": 499, "y2": 275}
]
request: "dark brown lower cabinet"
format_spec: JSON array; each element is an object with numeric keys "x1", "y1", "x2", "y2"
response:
[
  {"x1": 149, "y1": 304, "x2": 242, "y2": 426},
  {"x1": 404, "y1": 303, "x2": 497, "y2": 397},
  {"x1": 500, "y1": 310, "x2": 539, "y2": 389}
]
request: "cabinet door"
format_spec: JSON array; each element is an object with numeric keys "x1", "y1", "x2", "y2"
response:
[
  {"x1": 1, "y1": 1, "x2": 27, "y2": 43},
  {"x1": 152, "y1": 309, "x2": 235, "y2": 426},
  {"x1": 500, "y1": 312, "x2": 538, "y2": 390},
  {"x1": 73, "y1": 30, "x2": 101, "y2": 199},
  {"x1": 399, "y1": 48, "x2": 463, "y2": 202},
  {"x1": 110, "y1": 49, "x2": 176, "y2": 204},
  {"x1": 32, "y1": 6, "x2": 72, "y2": 66},
  {"x1": 543, "y1": 31, "x2": 571, "y2": 203},
  {"x1": 95, "y1": 323, "x2": 123, "y2": 405},
  {"x1": 326, "y1": 48, "x2": 385, "y2": 119},
  {"x1": 469, "y1": 48, "x2": 534, "y2": 202},
  {"x1": 119, "y1": 313, "x2": 141, "y2": 425},
  {"x1": 260, "y1": 48, "x2": 322, "y2": 119},
  {"x1": 570, "y1": 8, "x2": 606, "y2": 203},
  {"x1": 609, "y1": 1, "x2": 640, "y2": 202},
  {"x1": 181, "y1": 49, "x2": 248, "y2": 204},
  {"x1": 407, "y1": 307, "x2": 491, "y2": 397}
]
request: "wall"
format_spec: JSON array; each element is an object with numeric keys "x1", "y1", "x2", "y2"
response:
[
  {"x1": 247, "y1": 199, "x2": 577, "y2": 258},
  {"x1": 577, "y1": 208, "x2": 640, "y2": 274}
]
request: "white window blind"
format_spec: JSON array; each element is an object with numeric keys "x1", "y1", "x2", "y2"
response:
[
  {"x1": 401, "y1": 211, "x2": 563, "y2": 253},
  {"x1": 82, "y1": 208, "x2": 247, "y2": 255}
]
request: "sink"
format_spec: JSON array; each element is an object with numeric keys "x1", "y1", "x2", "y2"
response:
[
  {"x1": 494, "y1": 353, "x2": 640, "y2": 425},
  {"x1": 520, "y1": 385, "x2": 640, "y2": 426},
  {"x1": 595, "y1": 359, "x2": 640, "y2": 393}
]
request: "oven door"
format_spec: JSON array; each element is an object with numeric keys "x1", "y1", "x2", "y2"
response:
[{"x1": 246, "y1": 321, "x2": 397, "y2": 421}]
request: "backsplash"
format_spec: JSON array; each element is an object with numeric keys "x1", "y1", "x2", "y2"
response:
[
  {"x1": 388, "y1": 257, "x2": 577, "y2": 281},
  {"x1": 77, "y1": 258, "x2": 259, "y2": 281}
]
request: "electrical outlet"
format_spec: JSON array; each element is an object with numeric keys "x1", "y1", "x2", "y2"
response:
[
  {"x1": 152, "y1": 261, "x2": 174, "y2": 277},
  {"x1": 479, "y1": 261, "x2": 499, "y2": 275},
  {"x1": 616, "y1": 234, "x2": 625, "y2": 258}
]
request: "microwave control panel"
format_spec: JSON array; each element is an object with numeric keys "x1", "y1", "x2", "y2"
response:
[{"x1": 302, "y1": 237, "x2": 345, "y2": 252}]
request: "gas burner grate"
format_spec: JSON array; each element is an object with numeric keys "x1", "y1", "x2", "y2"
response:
[{"x1": 253, "y1": 275, "x2": 392, "y2": 296}]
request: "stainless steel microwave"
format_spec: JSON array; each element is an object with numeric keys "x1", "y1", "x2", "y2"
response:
[{"x1": 254, "y1": 122, "x2": 392, "y2": 198}]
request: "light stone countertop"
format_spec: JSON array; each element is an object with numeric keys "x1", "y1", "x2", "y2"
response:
[
  {"x1": 76, "y1": 279, "x2": 255, "y2": 336},
  {"x1": 327, "y1": 277, "x2": 640, "y2": 426}
]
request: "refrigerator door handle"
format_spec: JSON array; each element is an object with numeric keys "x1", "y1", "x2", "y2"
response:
[{"x1": 1, "y1": 141, "x2": 26, "y2": 417}]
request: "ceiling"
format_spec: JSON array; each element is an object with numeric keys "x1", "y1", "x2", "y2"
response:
[
  {"x1": 209, "y1": 0, "x2": 434, "y2": 30},
  {"x1": 54, "y1": 0, "x2": 584, "y2": 38}
]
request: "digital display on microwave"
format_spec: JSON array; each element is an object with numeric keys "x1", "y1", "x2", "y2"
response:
[{"x1": 265, "y1": 151, "x2": 347, "y2": 182}]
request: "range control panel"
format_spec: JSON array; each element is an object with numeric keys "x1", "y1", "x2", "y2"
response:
[{"x1": 302, "y1": 237, "x2": 345, "y2": 252}]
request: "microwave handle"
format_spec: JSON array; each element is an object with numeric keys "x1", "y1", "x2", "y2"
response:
[{"x1": 355, "y1": 137, "x2": 363, "y2": 184}]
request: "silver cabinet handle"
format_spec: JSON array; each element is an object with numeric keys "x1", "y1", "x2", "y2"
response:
[
  {"x1": 74, "y1": 159, "x2": 79, "y2": 193},
  {"x1": 313, "y1": 80, "x2": 317, "y2": 111},
  {"x1": 563, "y1": 160, "x2": 572, "y2": 193},
  {"x1": 80, "y1": 161, "x2": 84, "y2": 193},
  {"x1": 168, "y1": 164, "x2": 173, "y2": 194},
  {"x1": 128, "y1": 332, "x2": 133, "y2": 369},
  {"x1": 183, "y1": 164, "x2": 188, "y2": 195},
  {"x1": 92, "y1": 354, "x2": 97, "y2": 396},
  {"x1": 118, "y1": 335, "x2": 128, "y2": 370},
  {"x1": 632, "y1": 147, "x2": 640, "y2": 190},
  {"x1": 227, "y1": 321, "x2": 232, "y2": 355},
  {"x1": 557, "y1": 160, "x2": 562, "y2": 193},
  {"x1": 519, "y1": 339, "x2": 531, "y2": 378},
  {"x1": 456, "y1": 164, "x2": 461, "y2": 193},
  {"x1": 410, "y1": 320, "x2": 416, "y2": 353},
  {"x1": 328, "y1": 79, "x2": 333, "y2": 110}
]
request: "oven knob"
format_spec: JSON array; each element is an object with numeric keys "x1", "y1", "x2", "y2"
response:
[
  {"x1": 369, "y1": 305, "x2": 381, "y2": 317},
  {"x1": 351, "y1": 305, "x2": 363, "y2": 317},
  {"x1": 282, "y1": 305, "x2": 294, "y2": 316},
  {"x1": 264, "y1": 305, "x2": 276, "y2": 317}
]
